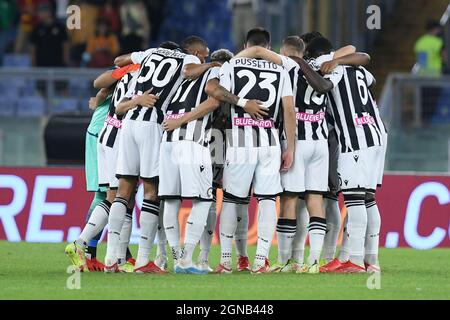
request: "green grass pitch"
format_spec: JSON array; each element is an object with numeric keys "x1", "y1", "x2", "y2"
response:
[{"x1": 1, "y1": 241, "x2": 449, "y2": 300}]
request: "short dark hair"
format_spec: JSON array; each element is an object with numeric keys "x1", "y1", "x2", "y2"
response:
[
  {"x1": 282, "y1": 36, "x2": 305, "y2": 54},
  {"x1": 159, "y1": 41, "x2": 181, "y2": 51},
  {"x1": 426, "y1": 20, "x2": 441, "y2": 32},
  {"x1": 306, "y1": 37, "x2": 333, "y2": 59},
  {"x1": 300, "y1": 31, "x2": 323, "y2": 45},
  {"x1": 211, "y1": 49, "x2": 234, "y2": 63},
  {"x1": 246, "y1": 27, "x2": 271, "y2": 47},
  {"x1": 182, "y1": 35, "x2": 208, "y2": 52}
]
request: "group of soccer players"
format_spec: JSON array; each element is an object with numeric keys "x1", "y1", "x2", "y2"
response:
[{"x1": 65, "y1": 27, "x2": 387, "y2": 275}]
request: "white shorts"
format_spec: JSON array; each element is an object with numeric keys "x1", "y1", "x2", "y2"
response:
[
  {"x1": 377, "y1": 133, "x2": 388, "y2": 187},
  {"x1": 281, "y1": 140, "x2": 329, "y2": 194},
  {"x1": 337, "y1": 148, "x2": 373, "y2": 191},
  {"x1": 158, "y1": 141, "x2": 213, "y2": 200},
  {"x1": 223, "y1": 146, "x2": 282, "y2": 198},
  {"x1": 116, "y1": 119, "x2": 162, "y2": 180},
  {"x1": 97, "y1": 141, "x2": 119, "y2": 189},
  {"x1": 366, "y1": 145, "x2": 384, "y2": 191}
]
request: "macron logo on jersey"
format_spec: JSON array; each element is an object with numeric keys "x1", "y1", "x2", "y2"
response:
[
  {"x1": 296, "y1": 112, "x2": 325, "y2": 123},
  {"x1": 233, "y1": 117, "x2": 274, "y2": 128}
]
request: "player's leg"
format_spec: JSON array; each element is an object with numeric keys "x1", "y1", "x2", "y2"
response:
[
  {"x1": 117, "y1": 192, "x2": 136, "y2": 273},
  {"x1": 198, "y1": 200, "x2": 217, "y2": 272},
  {"x1": 216, "y1": 146, "x2": 255, "y2": 273},
  {"x1": 251, "y1": 146, "x2": 282, "y2": 274},
  {"x1": 235, "y1": 196, "x2": 251, "y2": 271},
  {"x1": 364, "y1": 191, "x2": 381, "y2": 273},
  {"x1": 105, "y1": 119, "x2": 140, "y2": 271},
  {"x1": 291, "y1": 197, "x2": 308, "y2": 268},
  {"x1": 155, "y1": 200, "x2": 168, "y2": 271},
  {"x1": 271, "y1": 194, "x2": 297, "y2": 272},
  {"x1": 331, "y1": 151, "x2": 367, "y2": 273},
  {"x1": 322, "y1": 193, "x2": 341, "y2": 263},
  {"x1": 175, "y1": 142, "x2": 214, "y2": 274},
  {"x1": 134, "y1": 178, "x2": 163, "y2": 273}
]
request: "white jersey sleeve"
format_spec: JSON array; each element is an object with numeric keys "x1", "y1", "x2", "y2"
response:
[
  {"x1": 219, "y1": 62, "x2": 232, "y2": 91},
  {"x1": 183, "y1": 54, "x2": 201, "y2": 67},
  {"x1": 207, "y1": 66, "x2": 220, "y2": 81},
  {"x1": 130, "y1": 48, "x2": 156, "y2": 64},
  {"x1": 279, "y1": 55, "x2": 298, "y2": 72},
  {"x1": 324, "y1": 66, "x2": 344, "y2": 88},
  {"x1": 280, "y1": 69, "x2": 294, "y2": 98}
]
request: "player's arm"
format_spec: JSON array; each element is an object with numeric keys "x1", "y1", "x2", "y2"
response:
[
  {"x1": 333, "y1": 45, "x2": 356, "y2": 58},
  {"x1": 163, "y1": 97, "x2": 220, "y2": 131},
  {"x1": 281, "y1": 95, "x2": 296, "y2": 172},
  {"x1": 234, "y1": 46, "x2": 283, "y2": 65},
  {"x1": 182, "y1": 62, "x2": 222, "y2": 80},
  {"x1": 115, "y1": 89, "x2": 158, "y2": 115},
  {"x1": 114, "y1": 53, "x2": 132, "y2": 67},
  {"x1": 321, "y1": 53, "x2": 371, "y2": 74},
  {"x1": 89, "y1": 87, "x2": 113, "y2": 110},
  {"x1": 93, "y1": 70, "x2": 116, "y2": 89},
  {"x1": 294, "y1": 57, "x2": 333, "y2": 94},
  {"x1": 205, "y1": 78, "x2": 268, "y2": 120}
]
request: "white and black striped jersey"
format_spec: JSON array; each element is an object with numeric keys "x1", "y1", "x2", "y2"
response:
[
  {"x1": 98, "y1": 70, "x2": 138, "y2": 148},
  {"x1": 360, "y1": 67, "x2": 388, "y2": 135},
  {"x1": 322, "y1": 63, "x2": 383, "y2": 153},
  {"x1": 219, "y1": 58, "x2": 293, "y2": 148},
  {"x1": 124, "y1": 48, "x2": 200, "y2": 124},
  {"x1": 163, "y1": 67, "x2": 220, "y2": 146}
]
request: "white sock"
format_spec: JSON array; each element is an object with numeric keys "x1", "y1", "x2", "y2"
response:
[
  {"x1": 117, "y1": 208, "x2": 133, "y2": 264},
  {"x1": 307, "y1": 217, "x2": 327, "y2": 265},
  {"x1": 254, "y1": 198, "x2": 277, "y2": 267},
  {"x1": 78, "y1": 200, "x2": 111, "y2": 245},
  {"x1": 199, "y1": 201, "x2": 217, "y2": 263},
  {"x1": 338, "y1": 215, "x2": 350, "y2": 262},
  {"x1": 105, "y1": 197, "x2": 128, "y2": 265},
  {"x1": 365, "y1": 194, "x2": 381, "y2": 265},
  {"x1": 181, "y1": 200, "x2": 211, "y2": 264},
  {"x1": 156, "y1": 202, "x2": 167, "y2": 260},
  {"x1": 135, "y1": 200, "x2": 160, "y2": 268},
  {"x1": 323, "y1": 196, "x2": 341, "y2": 262},
  {"x1": 343, "y1": 192, "x2": 368, "y2": 266},
  {"x1": 292, "y1": 200, "x2": 308, "y2": 264},
  {"x1": 235, "y1": 201, "x2": 249, "y2": 258},
  {"x1": 276, "y1": 218, "x2": 296, "y2": 264},
  {"x1": 219, "y1": 201, "x2": 238, "y2": 268},
  {"x1": 163, "y1": 199, "x2": 182, "y2": 263}
]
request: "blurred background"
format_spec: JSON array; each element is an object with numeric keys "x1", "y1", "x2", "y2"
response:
[
  {"x1": 0, "y1": 0, "x2": 449, "y2": 247},
  {"x1": 0, "y1": 0, "x2": 449, "y2": 172}
]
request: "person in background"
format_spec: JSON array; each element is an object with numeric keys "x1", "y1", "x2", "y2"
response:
[
  {"x1": 0, "y1": 0, "x2": 18, "y2": 65},
  {"x1": 30, "y1": 2, "x2": 69, "y2": 67},
  {"x1": 85, "y1": 18, "x2": 120, "y2": 68},
  {"x1": 414, "y1": 20, "x2": 446, "y2": 77},
  {"x1": 67, "y1": 0, "x2": 99, "y2": 66},
  {"x1": 414, "y1": 20, "x2": 447, "y2": 122},
  {"x1": 99, "y1": 0, "x2": 121, "y2": 35},
  {"x1": 228, "y1": 0, "x2": 259, "y2": 51},
  {"x1": 15, "y1": 0, "x2": 48, "y2": 54},
  {"x1": 120, "y1": 0, "x2": 150, "y2": 54}
]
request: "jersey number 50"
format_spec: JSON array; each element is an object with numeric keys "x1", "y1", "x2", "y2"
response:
[{"x1": 137, "y1": 55, "x2": 178, "y2": 88}]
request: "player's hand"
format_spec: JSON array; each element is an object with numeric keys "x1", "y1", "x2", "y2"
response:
[
  {"x1": 163, "y1": 117, "x2": 184, "y2": 131},
  {"x1": 320, "y1": 60, "x2": 339, "y2": 74},
  {"x1": 243, "y1": 100, "x2": 268, "y2": 120},
  {"x1": 280, "y1": 149, "x2": 294, "y2": 172},
  {"x1": 88, "y1": 97, "x2": 97, "y2": 110},
  {"x1": 211, "y1": 61, "x2": 223, "y2": 68},
  {"x1": 136, "y1": 89, "x2": 158, "y2": 108}
]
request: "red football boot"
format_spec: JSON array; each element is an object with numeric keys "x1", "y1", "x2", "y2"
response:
[
  {"x1": 86, "y1": 257, "x2": 105, "y2": 272},
  {"x1": 320, "y1": 258, "x2": 344, "y2": 273},
  {"x1": 214, "y1": 264, "x2": 233, "y2": 274},
  {"x1": 134, "y1": 261, "x2": 168, "y2": 274},
  {"x1": 333, "y1": 261, "x2": 366, "y2": 273},
  {"x1": 236, "y1": 256, "x2": 250, "y2": 272}
]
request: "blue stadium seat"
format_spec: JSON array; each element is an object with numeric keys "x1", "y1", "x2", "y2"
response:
[
  {"x1": 53, "y1": 98, "x2": 80, "y2": 114},
  {"x1": 0, "y1": 100, "x2": 16, "y2": 116},
  {"x1": 16, "y1": 96, "x2": 46, "y2": 117},
  {"x1": 3, "y1": 54, "x2": 32, "y2": 68},
  {"x1": 430, "y1": 88, "x2": 450, "y2": 124}
]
